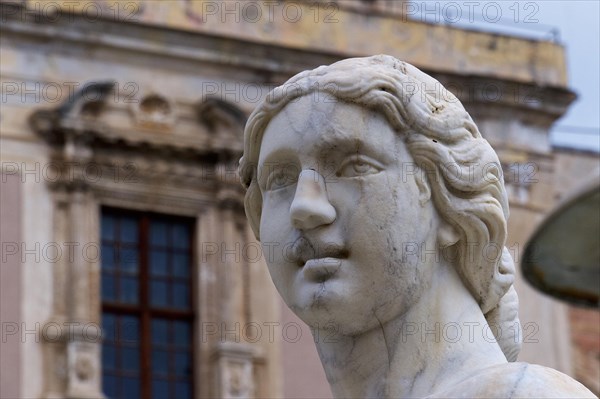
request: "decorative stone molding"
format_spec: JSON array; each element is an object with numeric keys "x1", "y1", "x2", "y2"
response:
[
  {"x1": 28, "y1": 80, "x2": 251, "y2": 398},
  {"x1": 65, "y1": 336, "x2": 103, "y2": 398},
  {"x1": 134, "y1": 93, "x2": 175, "y2": 130},
  {"x1": 212, "y1": 342, "x2": 256, "y2": 399}
]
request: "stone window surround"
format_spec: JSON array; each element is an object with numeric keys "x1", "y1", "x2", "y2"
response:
[{"x1": 29, "y1": 82, "x2": 258, "y2": 399}]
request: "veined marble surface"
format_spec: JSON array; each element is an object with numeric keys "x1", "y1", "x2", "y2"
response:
[{"x1": 239, "y1": 55, "x2": 596, "y2": 398}]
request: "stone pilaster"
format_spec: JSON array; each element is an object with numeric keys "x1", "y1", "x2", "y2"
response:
[
  {"x1": 41, "y1": 136, "x2": 104, "y2": 398},
  {"x1": 212, "y1": 165, "x2": 257, "y2": 398}
]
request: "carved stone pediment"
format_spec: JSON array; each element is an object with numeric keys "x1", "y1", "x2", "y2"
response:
[
  {"x1": 30, "y1": 81, "x2": 245, "y2": 163},
  {"x1": 29, "y1": 81, "x2": 247, "y2": 214}
]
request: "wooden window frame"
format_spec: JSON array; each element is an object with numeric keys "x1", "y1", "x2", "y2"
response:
[{"x1": 101, "y1": 207, "x2": 196, "y2": 399}]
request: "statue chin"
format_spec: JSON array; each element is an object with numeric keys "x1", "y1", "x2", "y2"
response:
[
  {"x1": 285, "y1": 283, "x2": 408, "y2": 338},
  {"x1": 240, "y1": 55, "x2": 597, "y2": 398}
]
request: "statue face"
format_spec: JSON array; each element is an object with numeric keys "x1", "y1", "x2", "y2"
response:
[{"x1": 257, "y1": 94, "x2": 440, "y2": 335}]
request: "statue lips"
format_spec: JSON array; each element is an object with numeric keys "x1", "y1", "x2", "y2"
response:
[
  {"x1": 288, "y1": 236, "x2": 349, "y2": 282},
  {"x1": 303, "y1": 257, "x2": 343, "y2": 283}
]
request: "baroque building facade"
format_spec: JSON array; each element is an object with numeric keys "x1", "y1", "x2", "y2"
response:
[{"x1": 0, "y1": 1, "x2": 597, "y2": 398}]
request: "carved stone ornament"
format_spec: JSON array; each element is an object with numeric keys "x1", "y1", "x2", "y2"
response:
[
  {"x1": 28, "y1": 81, "x2": 246, "y2": 210},
  {"x1": 74, "y1": 354, "x2": 94, "y2": 381},
  {"x1": 66, "y1": 341, "x2": 102, "y2": 399},
  {"x1": 239, "y1": 55, "x2": 596, "y2": 398},
  {"x1": 213, "y1": 342, "x2": 256, "y2": 399},
  {"x1": 134, "y1": 93, "x2": 174, "y2": 129}
]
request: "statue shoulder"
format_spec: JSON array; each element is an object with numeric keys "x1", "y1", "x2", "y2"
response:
[{"x1": 435, "y1": 362, "x2": 596, "y2": 398}]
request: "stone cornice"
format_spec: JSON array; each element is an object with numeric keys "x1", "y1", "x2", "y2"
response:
[
  {"x1": 3, "y1": 3, "x2": 576, "y2": 145},
  {"x1": 434, "y1": 73, "x2": 576, "y2": 122},
  {"x1": 0, "y1": 2, "x2": 338, "y2": 82},
  {"x1": 3, "y1": 2, "x2": 571, "y2": 88}
]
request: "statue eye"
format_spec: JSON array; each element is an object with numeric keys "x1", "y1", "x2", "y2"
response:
[
  {"x1": 265, "y1": 169, "x2": 297, "y2": 191},
  {"x1": 337, "y1": 156, "x2": 382, "y2": 178}
]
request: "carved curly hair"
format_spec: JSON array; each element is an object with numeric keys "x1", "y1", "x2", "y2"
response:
[{"x1": 239, "y1": 55, "x2": 521, "y2": 361}]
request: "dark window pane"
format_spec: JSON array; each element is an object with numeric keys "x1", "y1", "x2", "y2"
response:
[
  {"x1": 173, "y1": 253, "x2": 189, "y2": 278},
  {"x1": 174, "y1": 352, "x2": 191, "y2": 376},
  {"x1": 120, "y1": 316, "x2": 139, "y2": 343},
  {"x1": 152, "y1": 379, "x2": 169, "y2": 399},
  {"x1": 101, "y1": 273, "x2": 115, "y2": 301},
  {"x1": 120, "y1": 277, "x2": 138, "y2": 304},
  {"x1": 122, "y1": 377, "x2": 140, "y2": 398},
  {"x1": 175, "y1": 381, "x2": 192, "y2": 399},
  {"x1": 150, "y1": 250, "x2": 169, "y2": 277},
  {"x1": 122, "y1": 346, "x2": 139, "y2": 372},
  {"x1": 102, "y1": 373, "x2": 117, "y2": 398},
  {"x1": 152, "y1": 350, "x2": 169, "y2": 374},
  {"x1": 152, "y1": 319, "x2": 169, "y2": 345},
  {"x1": 172, "y1": 283, "x2": 189, "y2": 309},
  {"x1": 101, "y1": 210, "x2": 194, "y2": 399},
  {"x1": 101, "y1": 245, "x2": 115, "y2": 270},
  {"x1": 120, "y1": 248, "x2": 138, "y2": 273},
  {"x1": 120, "y1": 216, "x2": 139, "y2": 244},
  {"x1": 174, "y1": 321, "x2": 190, "y2": 346},
  {"x1": 172, "y1": 224, "x2": 190, "y2": 249},
  {"x1": 102, "y1": 313, "x2": 116, "y2": 342},
  {"x1": 101, "y1": 215, "x2": 115, "y2": 241},
  {"x1": 151, "y1": 280, "x2": 168, "y2": 307},
  {"x1": 102, "y1": 344, "x2": 116, "y2": 370},
  {"x1": 150, "y1": 221, "x2": 168, "y2": 246}
]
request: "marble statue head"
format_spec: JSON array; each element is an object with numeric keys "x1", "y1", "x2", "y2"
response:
[
  {"x1": 240, "y1": 55, "x2": 521, "y2": 358},
  {"x1": 238, "y1": 55, "x2": 598, "y2": 399}
]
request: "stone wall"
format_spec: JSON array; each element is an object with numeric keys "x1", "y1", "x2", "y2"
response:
[{"x1": 569, "y1": 307, "x2": 600, "y2": 395}]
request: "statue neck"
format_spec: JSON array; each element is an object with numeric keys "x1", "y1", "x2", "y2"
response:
[{"x1": 313, "y1": 260, "x2": 508, "y2": 398}]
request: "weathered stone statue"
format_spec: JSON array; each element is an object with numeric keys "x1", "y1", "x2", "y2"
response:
[{"x1": 239, "y1": 55, "x2": 595, "y2": 398}]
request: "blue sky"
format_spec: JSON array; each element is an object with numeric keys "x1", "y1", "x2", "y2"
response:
[
  {"x1": 538, "y1": 1, "x2": 600, "y2": 152},
  {"x1": 412, "y1": 0, "x2": 600, "y2": 152}
]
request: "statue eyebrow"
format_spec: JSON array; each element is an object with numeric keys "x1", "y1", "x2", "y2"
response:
[
  {"x1": 257, "y1": 148, "x2": 299, "y2": 185},
  {"x1": 258, "y1": 145, "x2": 298, "y2": 166},
  {"x1": 314, "y1": 130, "x2": 392, "y2": 164}
]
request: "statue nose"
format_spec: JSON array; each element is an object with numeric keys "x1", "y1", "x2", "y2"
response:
[{"x1": 290, "y1": 169, "x2": 336, "y2": 230}]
